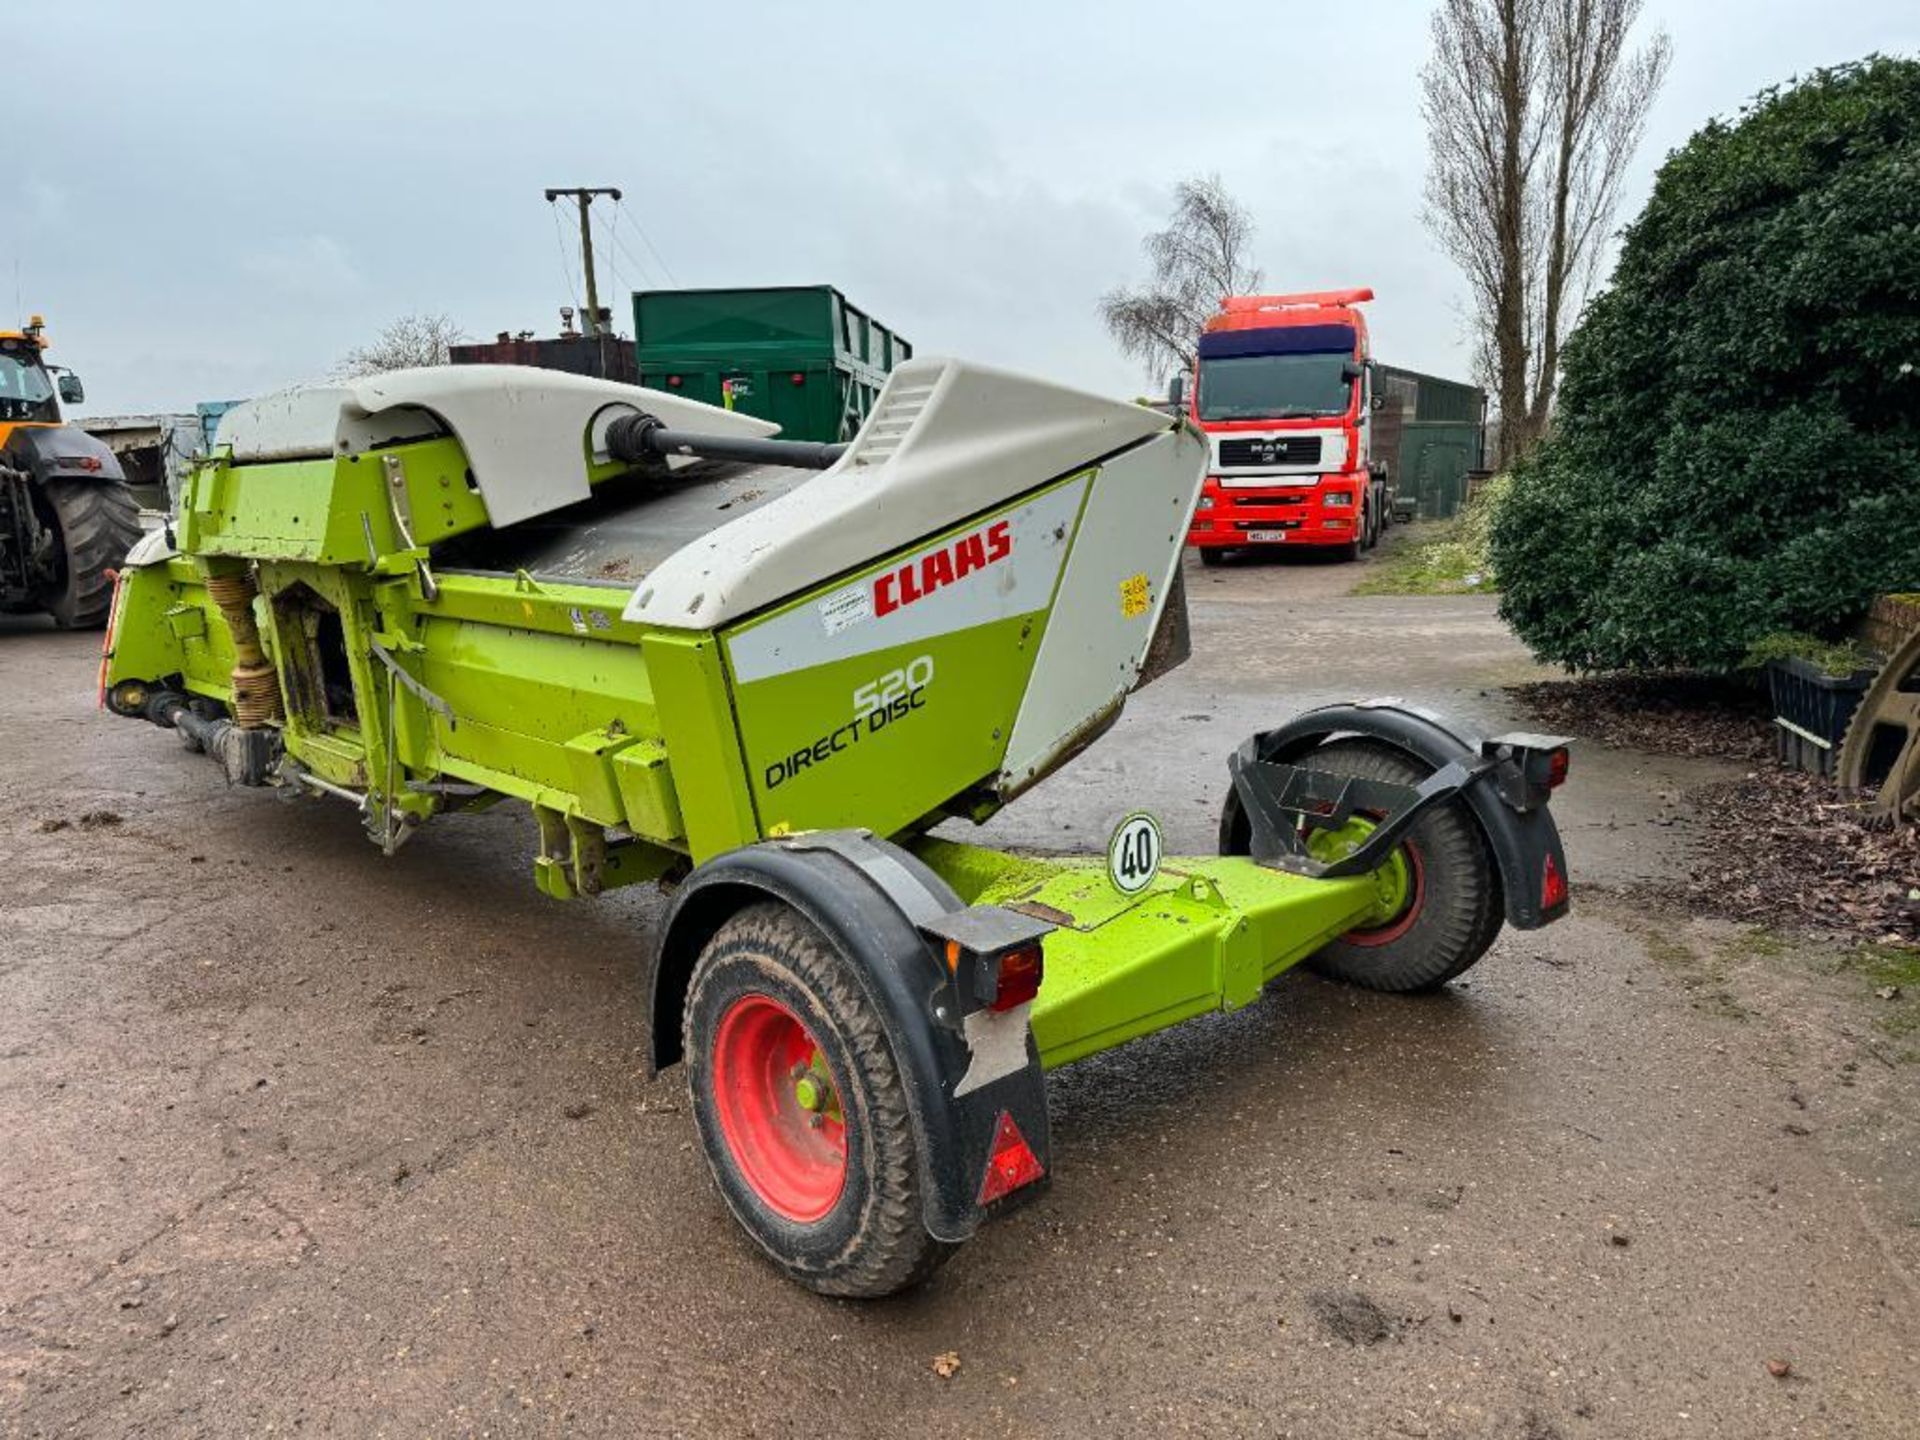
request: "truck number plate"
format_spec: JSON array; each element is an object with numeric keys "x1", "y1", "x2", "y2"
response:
[{"x1": 1246, "y1": 530, "x2": 1287, "y2": 543}]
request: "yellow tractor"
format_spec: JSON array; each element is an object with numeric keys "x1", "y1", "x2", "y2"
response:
[{"x1": 0, "y1": 315, "x2": 142, "y2": 627}]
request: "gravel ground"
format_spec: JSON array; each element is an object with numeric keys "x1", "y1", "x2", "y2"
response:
[{"x1": 3, "y1": 544, "x2": 1917, "y2": 1439}]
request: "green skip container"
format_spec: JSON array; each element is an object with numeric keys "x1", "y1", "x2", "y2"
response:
[{"x1": 633, "y1": 285, "x2": 912, "y2": 444}]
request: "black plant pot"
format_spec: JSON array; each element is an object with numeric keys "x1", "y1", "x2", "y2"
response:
[{"x1": 1765, "y1": 655, "x2": 1877, "y2": 778}]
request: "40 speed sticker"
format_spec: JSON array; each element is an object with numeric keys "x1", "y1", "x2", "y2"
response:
[{"x1": 1106, "y1": 812, "x2": 1164, "y2": 895}]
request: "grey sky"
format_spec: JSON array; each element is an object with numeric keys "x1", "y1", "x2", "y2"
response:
[{"x1": 12, "y1": 2, "x2": 1915, "y2": 416}]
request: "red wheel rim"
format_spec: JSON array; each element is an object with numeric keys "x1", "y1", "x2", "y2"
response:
[
  {"x1": 710, "y1": 994, "x2": 848, "y2": 1223},
  {"x1": 1343, "y1": 836, "x2": 1426, "y2": 947}
]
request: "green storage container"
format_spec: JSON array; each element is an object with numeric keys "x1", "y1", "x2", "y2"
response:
[
  {"x1": 633, "y1": 286, "x2": 912, "y2": 444},
  {"x1": 1373, "y1": 364, "x2": 1487, "y2": 519}
]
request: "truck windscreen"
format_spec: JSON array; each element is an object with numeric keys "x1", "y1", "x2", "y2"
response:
[
  {"x1": 0, "y1": 343, "x2": 58, "y2": 424},
  {"x1": 1197, "y1": 352, "x2": 1351, "y2": 422}
]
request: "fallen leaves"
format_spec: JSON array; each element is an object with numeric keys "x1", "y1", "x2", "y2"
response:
[
  {"x1": 1509, "y1": 675, "x2": 1918, "y2": 945},
  {"x1": 932, "y1": 1351, "x2": 961, "y2": 1379},
  {"x1": 1671, "y1": 770, "x2": 1919, "y2": 945},
  {"x1": 1506, "y1": 675, "x2": 1775, "y2": 761}
]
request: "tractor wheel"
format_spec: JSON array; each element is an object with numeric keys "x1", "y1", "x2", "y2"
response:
[
  {"x1": 1223, "y1": 739, "x2": 1502, "y2": 991},
  {"x1": 683, "y1": 901, "x2": 952, "y2": 1297},
  {"x1": 36, "y1": 478, "x2": 141, "y2": 629}
]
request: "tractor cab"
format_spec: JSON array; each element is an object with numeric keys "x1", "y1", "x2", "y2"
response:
[{"x1": 0, "y1": 321, "x2": 62, "y2": 428}]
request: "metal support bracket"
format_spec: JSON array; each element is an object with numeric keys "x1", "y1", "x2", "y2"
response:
[
  {"x1": 368, "y1": 638, "x2": 457, "y2": 730},
  {"x1": 533, "y1": 804, "x2": 677, "y2": 899},
  {"x1": 1227, "y1": 751, "x2": 1491, "y2": 878},
  {"x1": 381, "y1": 454, "x2": 439, "y2": 601}
]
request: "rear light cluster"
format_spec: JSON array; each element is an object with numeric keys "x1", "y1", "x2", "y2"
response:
[
  {"x1": 990, "y1": 944, "x2": 1043, "y2": 1012},
  {"x1": 943, "y1": 938, "x2": 1044, "y2": 1013},
  {"x1": 1547, "y1": 747, "x2": 1570, "y2": 789},
  {"x1": 1481, "y1": 734, "x2": 1573, "y2": 810}
]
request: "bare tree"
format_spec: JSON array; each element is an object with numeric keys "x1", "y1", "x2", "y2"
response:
[
  {"x1": 335, "y1": 312, "x2": 468, "y2": 378},
  {"x1": 1421, "y1": 0, "x2": 1669, "y2": 464},
  {"x1": 1101, "y1": 176, "x2": 1263, "y2": 383}
]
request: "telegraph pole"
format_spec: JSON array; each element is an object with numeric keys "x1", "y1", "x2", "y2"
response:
[{"x1": 544, "y1": 186, "x2": 622, "y2": 337}]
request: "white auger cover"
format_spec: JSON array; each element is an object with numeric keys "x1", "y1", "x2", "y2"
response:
[
  {"x1": 624, "y1": 357, "x2": 1178, "y2": 629},
  {"x1": 214, "y1": 365, "x2": 777, "y2": 528}
]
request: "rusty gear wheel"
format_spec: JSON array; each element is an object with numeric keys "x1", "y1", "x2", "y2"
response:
[{"x1": 1836, "y1": 626, "x2": 1920, "y2": 821}]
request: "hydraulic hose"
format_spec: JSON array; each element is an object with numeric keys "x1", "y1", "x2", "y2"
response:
[{"x1": 604, "y1": 412, "x2": 848, "y2": 472}]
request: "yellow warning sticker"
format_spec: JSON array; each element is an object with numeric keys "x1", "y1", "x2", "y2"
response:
[{"x1": 1119, "y1": 572, "x2": 1152, "y2": 618}]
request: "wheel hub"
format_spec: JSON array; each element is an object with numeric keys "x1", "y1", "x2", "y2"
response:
[
  {"x1": 1304, "y1": 813, "x2": 1424, "y2": 944},
  {"x1": 710, "y1": 994, "x2": 847, "y2": 1223}
]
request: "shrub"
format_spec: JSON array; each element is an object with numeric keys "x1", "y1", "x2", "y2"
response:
[
  {"x1": 1353, "y1": 473, "x2": 1511, "y2": 596},
  {"x1": 1491, "y1": 57, "x2": 1920, "y2": 672}
]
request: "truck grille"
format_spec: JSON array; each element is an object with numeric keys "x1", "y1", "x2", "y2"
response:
[
  {"x1": 1218, "y1": 436, "x2": 1321, "y2": 468},
  {"x1": 1232, "y1": 491, "x2": 1311, "y2": 506}
]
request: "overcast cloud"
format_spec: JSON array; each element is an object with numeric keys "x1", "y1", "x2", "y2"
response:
[{"x1": 10, "y1": 1, "x2": 1916, "y2": 415}]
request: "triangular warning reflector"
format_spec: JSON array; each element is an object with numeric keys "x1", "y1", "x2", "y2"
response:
[
  {"x1": 977, "y1": 1110, "x2": 1045, "y2": 1205},
  {"x1": 1542, "y1": 852, "x2": 1568, "y2": 910}
]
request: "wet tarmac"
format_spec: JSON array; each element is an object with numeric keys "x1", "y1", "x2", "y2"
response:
[{"x1": 3, "y1": 544, "x2": 1915, "y2": 1438}]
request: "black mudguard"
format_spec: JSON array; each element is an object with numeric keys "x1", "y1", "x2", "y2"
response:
[
  {"x1": 1224, "y1": 701, "x2": 1571, "y2": 929},
  {"x1": 648, "y1": 832, "x2": 1052, "y2": 1243},
  {"x1": 1, "y1": 423, "x2": 131, "y2": 486}
]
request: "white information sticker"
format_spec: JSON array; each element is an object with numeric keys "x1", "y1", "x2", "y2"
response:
[{"x1": 817, "y1": 584, "x2": 874, "y2": 635}]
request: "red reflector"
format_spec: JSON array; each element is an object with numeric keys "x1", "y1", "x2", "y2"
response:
[
  {"x1": 977, "y1": 1110, "x2": 1045, "y2": 1205},
  {"x1": 789, "y1": 371, "x2": 806, "y2": 385},
  {"x1": 1547, "y1": 748, "x2": 1570, "y2": 789},
  {"x1": 1542, "y1": 852, "x2": 1568, "y2": 910},
  {"x1": 667, "y1": 374, "x2": 682, "y2": 387},
  {"x1": 991, "y1": 945, "x2": 1043, "y2": 1012}
]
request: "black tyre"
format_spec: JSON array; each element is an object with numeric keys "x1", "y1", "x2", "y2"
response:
[
  {"x1": 36, "y1": 478, "x2": 141, "y2": 629},
  {"x1": 1361, "y1": 502, "x2": 1378, "y2": 551},
  {"x1": 683, "y1": 901, "x2": 951, "y2": 1297},
  {"x1": 1198, "y1": 547, "x2": 1229, "y2": 567},
  {"x1": 1223, "y1": 739, "x2": 1503, "y2": 991}
]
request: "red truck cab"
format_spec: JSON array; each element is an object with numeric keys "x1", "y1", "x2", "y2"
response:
[{"x1": 1181, "y1": 288, "x2": 1389, "y2": 563}]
